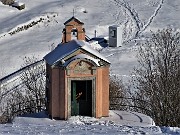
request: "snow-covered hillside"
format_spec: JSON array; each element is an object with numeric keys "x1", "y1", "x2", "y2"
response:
[
  {"x1": 0, "y1": 0, "x2": 180, "y2": 134},
  {"x1": 0, "y1": 0, "x2": 180, "y2": 78}
]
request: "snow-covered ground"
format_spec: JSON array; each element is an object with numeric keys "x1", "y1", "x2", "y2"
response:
[
  {"x1": 0, "y1": 0, "x2": 180, "y2": 134},
  {"x1": 0, "y1": 110, "x2": 177, "y2": 135}
]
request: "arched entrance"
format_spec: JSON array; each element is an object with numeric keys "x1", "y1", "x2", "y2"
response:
[
  {"x1": 66, "y1": 57, "x2": 98, "y2": 118},
  {"x1": 68, "y1": 77, "x2": 96, "y2": 118},
  {"x1": 71, "y1": 80, "x2": 92, "y2": 116}
]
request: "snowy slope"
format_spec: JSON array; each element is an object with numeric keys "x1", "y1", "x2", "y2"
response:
[
  {"x1": 0, "y1": 0, "x2": 115, "y2": 77},
  {"x1": 1, "y1": 0, "x2": 180, "y2": 78},
  {"x1": 0, "y1": 0, "x2": 180, "y2": 134}
]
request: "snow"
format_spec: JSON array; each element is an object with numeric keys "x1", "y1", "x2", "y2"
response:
[
  {"x1": 0, "y1": 110, "x2": 178, "y2": 134},
  {"x1": 0, "y1": 111, "x2": 158, "y2": 134},
  {"x1": 1, "y1": 0, "x2": 179, "y2": 78},
  {"x1": 44, "y1": 40, "x2": 110, "y2": 66},
  {"x1": 11, "y1": 2, "x2": 25, "y2": 7},
  {"x1": 101, "y1": 110, "x2": 155, "y2": 127},
  {"x1": 0, "y1": 0, "x2": 180, "y2": 134}
]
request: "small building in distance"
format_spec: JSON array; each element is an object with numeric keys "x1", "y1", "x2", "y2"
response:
[
  {"x1": 44, "y1": 17, "x2": 110, "y2": 120},
  {"x1": 0, "y1": 0, "x2": 14, "y2": 5},
  {"x1": 109, "y1": 25, "x2": 123, "y2": 47},
  {"x1": 1, "y1": 0, "x2": 25, "y2": 10},
  {"x1": 11, "y1": 1, "x2": 25, "y2": 10},
  {"x1": 1, "y1": 0, "x2": 14, "y2": 5}
]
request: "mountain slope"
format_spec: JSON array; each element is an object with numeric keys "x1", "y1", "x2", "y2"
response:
[{"x1": 0, "y1": 0, "x2": 180, "y2": 78}]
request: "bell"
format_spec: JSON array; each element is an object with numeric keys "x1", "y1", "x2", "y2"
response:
[{"x1": 73, "y1": 31, "x2": 76, "y2": 35}]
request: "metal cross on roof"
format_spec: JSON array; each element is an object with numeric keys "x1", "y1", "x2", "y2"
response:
[{"x1": 73, "y1": 8, "x2": 75, "y2": 17}]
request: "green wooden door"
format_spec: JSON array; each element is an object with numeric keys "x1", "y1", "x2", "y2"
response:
[
  {"x1": 71, "y1": 82, "x2": 79, "y2": 116},
  {"x1": 71, "y1": 80, "x2": 92, "y2": 116}
]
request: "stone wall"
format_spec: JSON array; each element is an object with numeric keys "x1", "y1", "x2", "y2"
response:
[{"x1": 1, "y1": 0, "x2": 14, "y2": 5}]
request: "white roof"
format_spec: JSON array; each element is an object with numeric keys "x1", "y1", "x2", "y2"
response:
[{"x1": 44, "y1": 40, "x2": 110, "y2": 66}]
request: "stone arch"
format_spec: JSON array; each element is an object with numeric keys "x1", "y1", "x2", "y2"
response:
[{"x1": 66, "y1": 58, "x2": 99, "y2": 68}]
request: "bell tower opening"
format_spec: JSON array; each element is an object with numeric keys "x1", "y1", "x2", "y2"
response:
[
  {"x1": 62, "y1": 16, "x2": 85, "y2": 43},
  {"x1": 71, "y1": 28, "x2": 78, "y2": 40}
]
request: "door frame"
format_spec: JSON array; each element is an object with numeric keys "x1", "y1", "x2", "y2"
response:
[{"x1": 67, "y1": 77, "x2": 96, "y2": 118}]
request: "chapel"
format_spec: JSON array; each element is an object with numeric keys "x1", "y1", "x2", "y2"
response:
[{"x1": 44, "y1": 17, "x2": 110, "y2": 120}]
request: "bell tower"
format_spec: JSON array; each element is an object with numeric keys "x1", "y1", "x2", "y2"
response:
[{"x1": 62, "y1": 16, "x2": 85, "y2": 43}]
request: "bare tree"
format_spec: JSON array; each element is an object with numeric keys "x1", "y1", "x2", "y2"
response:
[
  {"x1": 20, "y1": 56, "x2": 46, "y2": 112},
  {"x1": 0, "y1": 84, "x2": 10, "y2": 113},
  {"x1": 131, "y1": 28, "x2": 180, "y2": 127},
  {"x1": 109, "y1": 75, "x2": 129, "y2": 110},
  {"x1": 0, "y1": 86, "x2": 25, "y2": 123},
  {"x1": 0, "y1": 86, "x2": 5, "y2": 112}
]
